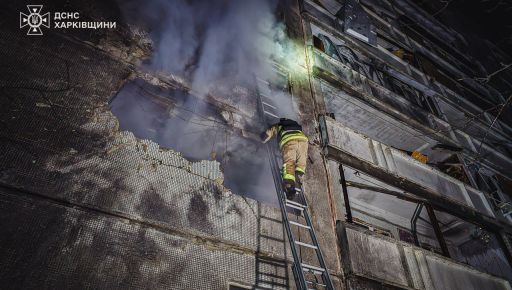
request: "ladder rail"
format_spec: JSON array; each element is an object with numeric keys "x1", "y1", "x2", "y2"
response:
[
  {"x1": 266, "y1": 139, "x2": 334, "y2": 290},
  {"x1": 265, "y1": 142, "x2": 309, "y2": 289},
  {"x1": 256, "y1": 80, "x2": 334, "y2": 290},
  {"x1": 299, "y1": 182, "x2": 335, "y2": 289}
]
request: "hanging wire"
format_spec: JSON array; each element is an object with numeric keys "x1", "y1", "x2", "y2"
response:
[{"x1": 474, "y1": 94, "x2": 512, "y2": 161}]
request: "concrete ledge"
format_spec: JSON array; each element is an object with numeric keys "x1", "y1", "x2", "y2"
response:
[{"x1": 337, "y1": 221, "x2": 512, "y2": 290}]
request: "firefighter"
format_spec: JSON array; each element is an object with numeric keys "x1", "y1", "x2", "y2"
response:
[{"x1": 260, "y1": 118, "x2": 309, "y2": 198}]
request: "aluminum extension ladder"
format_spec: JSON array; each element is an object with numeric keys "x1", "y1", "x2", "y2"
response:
[{"x1": 257, "y1": 80, "x2": 334, "y2": 290}]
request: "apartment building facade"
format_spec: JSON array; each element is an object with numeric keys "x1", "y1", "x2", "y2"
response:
[{"x1": 1, "y1": 0, "x2": 511, "y2": 289}]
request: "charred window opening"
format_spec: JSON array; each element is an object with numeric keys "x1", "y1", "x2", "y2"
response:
[
  {"x1": 109, "y1": 77, "x2": 280, "y2": 205},
  {"x1": 314, "y1": 33, "x2": 384, "y2": 84},
  {"x1": 436, "y1": 154, "x2": 470, "y2": 184},
  {"x1": 381, "y1": 74, "x2": 425, "y2": 106},
  {"x1": 339, "y1": 166, "x2": 442, "y2": 248},
  {"x1": 313, "y1": 35, "x2": 326, "y2": 53},
  {"x1": 376, "y1": 33, "x2": 419, "y2": 67}
]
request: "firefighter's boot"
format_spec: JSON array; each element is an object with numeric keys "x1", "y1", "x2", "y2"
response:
[{"x1": 284, "y1": 180, "x2": 296, "y2": 200}]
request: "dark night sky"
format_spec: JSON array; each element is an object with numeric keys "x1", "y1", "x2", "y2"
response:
[
  {"x1": 410, "y1": 0, "x2": 512, "y2": 123},
  {"x1": 414, "y1": 0, "x2": 512, "y2": 58},
  {"x1": 413, "y1": 0, "x2": 512, "y2": 99}
]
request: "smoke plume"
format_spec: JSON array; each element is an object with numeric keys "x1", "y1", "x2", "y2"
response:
[
  {"x1": 121, "y1": 0, "x2": 295, "y2": 95},
  {"x1": 115, "y1": 0, "x2": 304, "y2": 204}
]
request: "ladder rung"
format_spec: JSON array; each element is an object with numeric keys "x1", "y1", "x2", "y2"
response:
[
  {"x1": 295, "y1": 241, "x2": 318, "y2": 249},
  {"x1": 306, "y1": 281, "x2": 327, "y2": 287},
  {"x1": 259, "y1": 96, "x2": 334, "y2": 289},
  {"x1": 286, "y1": 199, "x2": 306, "y2": 208},
  {"x1": 263, "y1": 111, "x2": 279, "y2": 118},
  {"x1": 285, "y1": 202, "x2": 304, "y2": 211},
  {"x1": 286, "y1": 203, "x2": 304, "y2": 210},
  {"x1": 301, "y1": 263, "x2": 325, "y2": 274},
  {"x1": 289, "y1": 220, "x2": 311, "y2": 229},
  {"x1": 262, "y1": 101, "x2": 277, "y2": 109}
]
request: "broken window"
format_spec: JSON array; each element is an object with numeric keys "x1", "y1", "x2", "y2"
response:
[
  {"x1": 380, "y1": 72, "x2": 429, "y2": 110},
  {"x1": 314, "y1": 32, "x2": 384, "y2": 85},
  {"x1": 317, "y1": 34, "x2": 343, "y2": 61},
  {"x1": 313, "y1": 35, "x2": 326, "y2": 53},
  {"x1": 435, "y1": 154, "x2": 470, "y2": 184},
  {"x1": 335, "y1": 164, "x2": 441, "y2": 248},
  {"x1": 375, "y1": 32, "x2": 420, "y2": 67}
]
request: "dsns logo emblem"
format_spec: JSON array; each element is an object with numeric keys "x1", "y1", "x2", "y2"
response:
[{"x1": 20, "y1": 5, "x2": 50, "y2": 35}]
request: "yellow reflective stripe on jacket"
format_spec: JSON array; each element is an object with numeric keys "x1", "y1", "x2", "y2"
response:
[
  {"x1": 282, "y1": 164, "x2": 296, "y2": 181},
  {"x1": 279, "y1": 133, "x2": 308, "y2": 148},
  {"x1": 283, "y1": 173, "x2": 296, "y2": 181},
  {"x1": 295, "y1": 167, "x2": 305, "y2": 174}
]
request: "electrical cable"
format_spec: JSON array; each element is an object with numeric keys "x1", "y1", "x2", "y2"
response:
[
  {"x1": 133, "y1": 81, "x2": 252, "y2": 131},
  {"x1": 402, "y1": 99, "x2": 509, "y2": 140},
  {"x1": 474, "y1": 94, "x2": 512, "y2": 161}
]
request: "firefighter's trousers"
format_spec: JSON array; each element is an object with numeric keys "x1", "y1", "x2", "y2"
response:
[{"x1": 281, "y1": 139, "x2": 308, "y2": 185}]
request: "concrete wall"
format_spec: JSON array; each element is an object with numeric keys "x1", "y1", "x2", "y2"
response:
[{"x1": 0, "y1": 188, "x2": 270, "y2": 289}]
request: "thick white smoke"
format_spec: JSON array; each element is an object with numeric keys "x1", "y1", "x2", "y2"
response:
[
  {"x1": 121, "y1": 0, "x2": 294, "y2": 96},
  {"x1": 116, "y1": 0, "x2": 304, "y2": 204}
]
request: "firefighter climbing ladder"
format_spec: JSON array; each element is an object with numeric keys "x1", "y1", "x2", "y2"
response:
[{"x1": 257, "y1": 78, "x2": 334, "y2": 290}]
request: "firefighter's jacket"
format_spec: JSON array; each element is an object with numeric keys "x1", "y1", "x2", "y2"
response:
[{"x1": 262, "y1": 118, "x2": 308, "y2": 148}]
